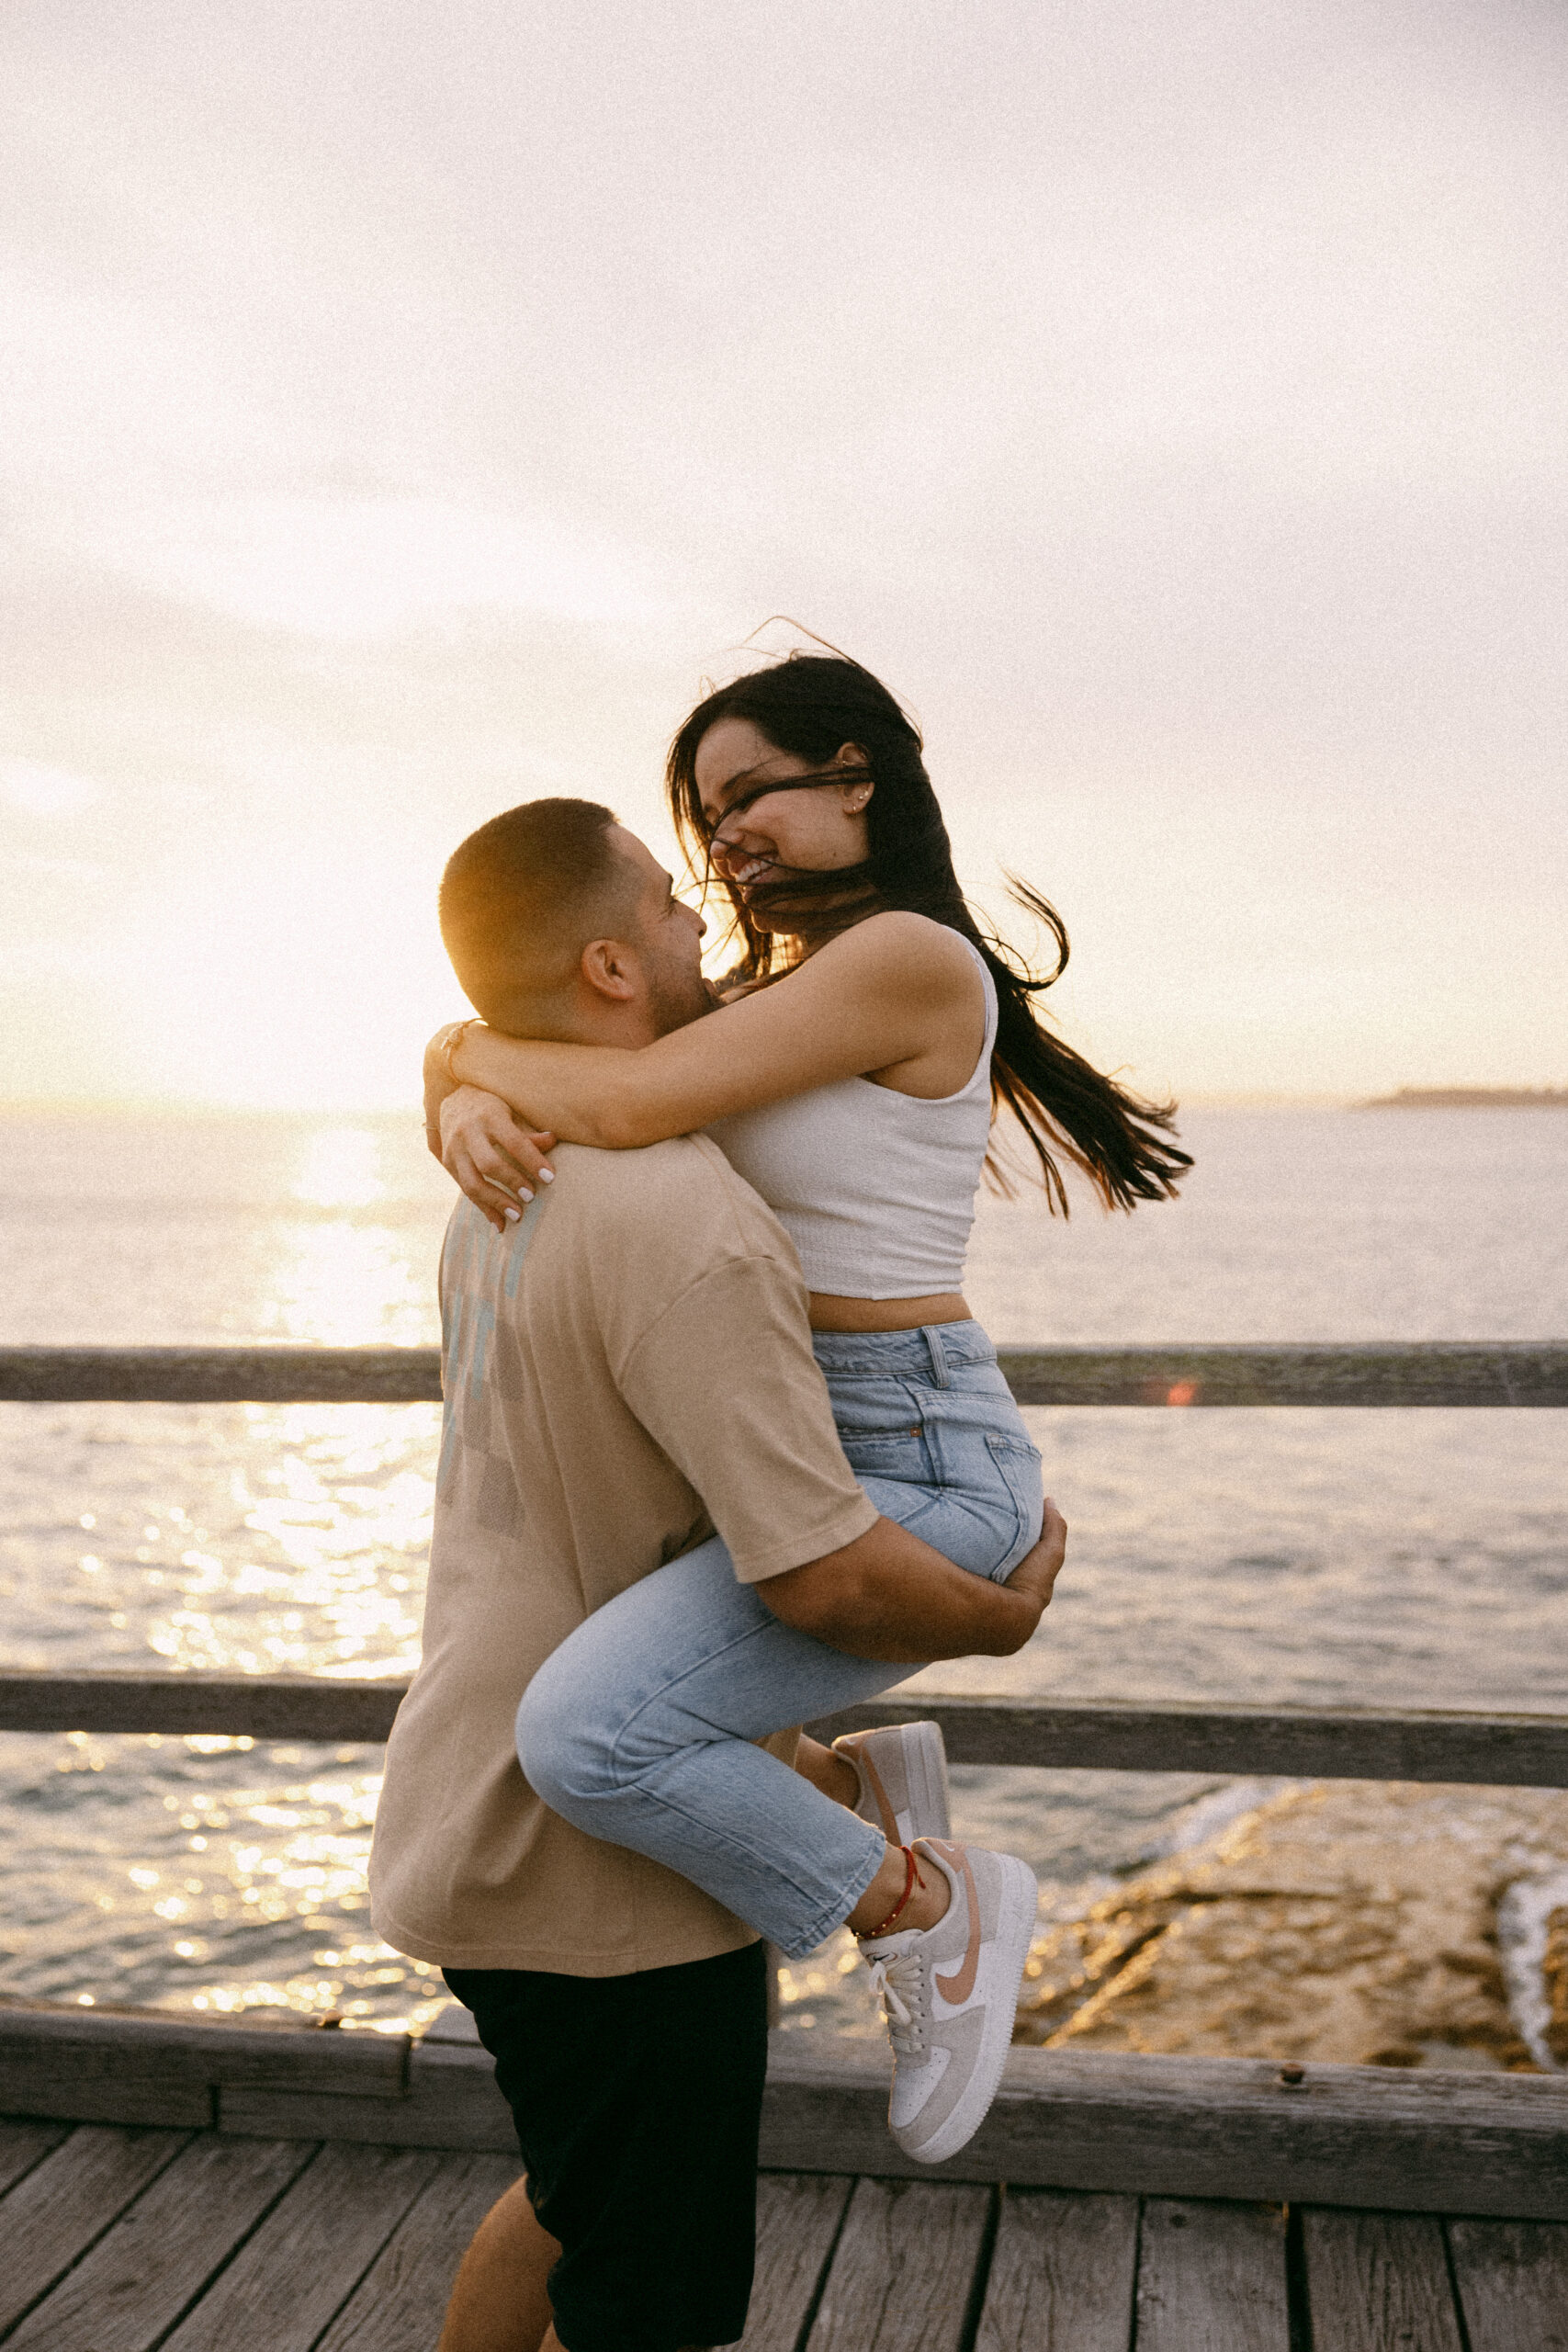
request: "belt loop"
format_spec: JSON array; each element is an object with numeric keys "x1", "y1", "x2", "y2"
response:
[{"x1": 922, "y1": 1324, "x2": 951, "y2": 1387}]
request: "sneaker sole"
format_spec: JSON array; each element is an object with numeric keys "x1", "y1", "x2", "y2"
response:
[{"x1": 897, "y1": 1851, "x2": 1039, "y2": 2165}]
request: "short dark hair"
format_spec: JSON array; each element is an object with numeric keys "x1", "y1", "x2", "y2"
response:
[{"x1": 439, "y1": 797, "x2": 631, "y2": 1028}]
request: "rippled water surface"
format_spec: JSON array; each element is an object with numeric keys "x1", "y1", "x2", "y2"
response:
[{"x1": 2, "y1": 1106, "x2": 1564, "y2": 2033}]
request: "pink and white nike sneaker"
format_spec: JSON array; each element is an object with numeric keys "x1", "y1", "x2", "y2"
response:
[
  {"x1": 858, "y1": 1838, "x2": 1038, "y2": 2165},
  {"x1": 832, "y1": 1721, "x2": 952, "y2": 1845}
]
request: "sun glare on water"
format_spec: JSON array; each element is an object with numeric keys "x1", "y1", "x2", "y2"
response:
[
  {"x1": 267, "y1": 1125, "x2": 431, "y2": 1350},
  {"x1": 292, "y1": 1125, "x2": 389, "y2": 1210},
  {"x1": 10, "y1": 1116, "x2": 456, "y2": 2030}
]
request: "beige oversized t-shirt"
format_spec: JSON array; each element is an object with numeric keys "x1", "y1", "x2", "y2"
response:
[{"x1": 369, "y1": 1134, "x2": 878, "y2": 1976}]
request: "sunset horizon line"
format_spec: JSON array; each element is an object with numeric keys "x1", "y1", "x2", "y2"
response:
[{"x1": 4, "y1": 1084, "x2": 1564, "y2": 1119}]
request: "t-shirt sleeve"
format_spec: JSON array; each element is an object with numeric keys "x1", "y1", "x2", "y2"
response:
[{"x1": 616, "y1": 1255, "x2": 878, "y2": 1583}]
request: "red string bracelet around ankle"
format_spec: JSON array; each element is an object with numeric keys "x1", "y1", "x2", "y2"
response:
[{"x1": 856, "y1": 1844, "x2": 926, "y2": 1939}]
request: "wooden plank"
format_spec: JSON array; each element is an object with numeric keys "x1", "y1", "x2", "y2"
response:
[
  {"x1": 974, "y1": 2188, "x2": 1138, "y2": 2352},
  {"x1": 760, "y1": 2035, "x2": 1568, "y2": 2219},
  {"x1": 314, "y1": 2154, "x2": 522, "y2": 2352},
  {"x1": 6, "y1": 1670, "x2": 1567, "y2": 1792},
  {"x1": 4, "y1": 1340, "x2": 1564, "y2": 1408},
  {"x1": 0, "y1": 1344, "x2": 444, "y2": 1403},
  {"x1": 160, "y1": 2141, "x2": 446, "y2": 2351},
  {"x1": 0, "y1": 2004, "x2": 409, "y2": 2129},
  {"x1": 804, "y1": 2178, "x2": 992, "y2": 2352},
  {"x1": 998, "y1": 1341, "x2": 1568, "y2": 1408},
  {"x1": 739, "y1": 2174, "x2": 855, "y2": 2352},
  {"x1": 220, "y1": 2035, "x2": 516, "y2": 2151},
  {"x1": 1302, "y1": 2211, "x2": 1463, "y2": 2350},
  {"x1": 0, "y1": 2126, "x2": 191, "y2": 2336},
  {"x1": 0, "y1": 1669, "x2": 406, "y2": 1740},
  {"x1": 1446, "y1": 2217, "x2": 1568, "y2": 2352},
  {"x1": 807, "y1": 1696, "x2": 1568, "y2": 1789},
  {"x1": 0, "y1": 2114, "x2": 72, "y2": 2196},
  {"x1": 1135, "y1": 2199, "x2": 1290, "y2": 2352},
  {"x1": 4, "y1": 2132, "x2": 316, "y2": 2351},
  {"x1": 0, "y1": 2044, "x2": 203, "y2": 2128}
]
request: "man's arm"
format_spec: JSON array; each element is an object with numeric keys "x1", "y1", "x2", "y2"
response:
[{"x1": 758, "y1": 1501, "x2": 1067, "y2": 1662}]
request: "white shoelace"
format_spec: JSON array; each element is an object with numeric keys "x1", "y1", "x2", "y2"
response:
[{"x1": 866, "y1": 1951, "x2": 925, "y2": 2050}]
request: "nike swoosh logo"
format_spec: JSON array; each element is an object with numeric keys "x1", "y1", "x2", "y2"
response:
[
  {"x1": 926, "y1": 1839, "x2": 983, "y2": 2006},
  {"x1": 843, "y1": 1738, "x2": 901, "y2": 1844}
]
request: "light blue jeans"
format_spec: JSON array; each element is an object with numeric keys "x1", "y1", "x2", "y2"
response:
[{"x1": 515, "y1": 1322, "x2": 1044, "y2": 1958}]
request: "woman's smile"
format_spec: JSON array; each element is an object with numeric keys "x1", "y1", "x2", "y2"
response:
[{"x1": 719, "y1": 847, "x2": 780, "y2": 893}]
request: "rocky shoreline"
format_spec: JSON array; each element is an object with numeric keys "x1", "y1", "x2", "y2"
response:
[{"x1": 1012, "y1": 1779, "x2": 1568, "y2": 2072}]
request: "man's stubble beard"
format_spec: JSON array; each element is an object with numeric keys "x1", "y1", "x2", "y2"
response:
[{"x1": 646, "y1": 962, "x2": 721, "y2": 1041}]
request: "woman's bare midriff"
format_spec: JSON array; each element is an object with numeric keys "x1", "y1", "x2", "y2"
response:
[{"x1": 807, "y1": 1292, "x2": 972, "y2": 1332}]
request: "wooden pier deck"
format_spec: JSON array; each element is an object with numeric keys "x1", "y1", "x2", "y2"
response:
[{"x1": 3, "y1": 2115, "x2": 1565, "y2": 2351}]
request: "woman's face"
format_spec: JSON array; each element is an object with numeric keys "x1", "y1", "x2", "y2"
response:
[{"x1": 694, "y1": 718, "x2": 872, "y2": 929}]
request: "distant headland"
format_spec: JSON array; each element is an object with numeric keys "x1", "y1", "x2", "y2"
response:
[{"x1": 1358, "y1": 1085, "x2": 1568, "y2": 1110}]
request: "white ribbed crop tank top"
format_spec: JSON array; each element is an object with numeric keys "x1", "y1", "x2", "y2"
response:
[{"x1": 705, "y1": 936, "x2": 998, "y2": 1298}]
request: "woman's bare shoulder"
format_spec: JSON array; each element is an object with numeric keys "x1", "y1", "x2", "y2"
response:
[{"x1": 816, "y1": 910, "x2": 982, "y2": 987}]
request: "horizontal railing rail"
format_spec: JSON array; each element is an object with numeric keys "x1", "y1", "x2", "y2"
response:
[
  {"x1": 3, "y1": 1672, "x2": 1564, "y2": 1787},
  {"x1": 3, "y1": 1340, "x2": 1566, "y2": 1406},
  {"x1": 3, "y1": 1342, "x2": 1562, "y2": 1782}
]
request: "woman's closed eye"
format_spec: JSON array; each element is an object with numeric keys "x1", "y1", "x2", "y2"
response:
[{"x1": 705, "y1": 765, "x2": 864, "y2": 841}]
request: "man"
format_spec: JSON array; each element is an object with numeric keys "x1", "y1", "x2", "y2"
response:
[{"x1": 369, "y1": 798, "x2": 1066, "y2": 2352}]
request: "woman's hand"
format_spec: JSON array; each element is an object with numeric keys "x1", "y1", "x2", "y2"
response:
[{"x1": 439, "y1": 1086, "x2": 557, "y2": 1233}]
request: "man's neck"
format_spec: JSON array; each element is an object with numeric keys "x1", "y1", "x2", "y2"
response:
[{"x1": 547, "y1": 1003, "x2": 661, "y2": 1051}]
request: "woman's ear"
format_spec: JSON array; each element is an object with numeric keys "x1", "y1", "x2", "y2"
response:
[{"x1": 834, "y1": 742, "x2": 874, "y2": 814}]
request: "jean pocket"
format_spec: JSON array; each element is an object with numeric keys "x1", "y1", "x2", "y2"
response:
[
  {"x1": 840, "y1": 1425, "x2": 933, "y2": 1487},
  {"x1": 983, "y1": 1432, "x2": 1045, "y2": 1578}
]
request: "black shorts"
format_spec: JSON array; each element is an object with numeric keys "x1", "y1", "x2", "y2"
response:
[{"x1": 444, "y1": 1939, "x2": 769, "y2": 2352}]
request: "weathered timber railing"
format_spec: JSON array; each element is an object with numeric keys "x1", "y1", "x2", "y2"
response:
[
  {"x1": 3, "y1": 1339, "x2": 1567, "y2": 1406},
  {"x1": 2, "y1": 1672, "x2": 1565, "y2": 1789},
  {"x1": 3, "y1": 1340, "x2": 1564, "y2": 1782}
]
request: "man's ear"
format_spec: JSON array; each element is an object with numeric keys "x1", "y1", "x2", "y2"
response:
[{"x1": 579, "y1": 935, "x2": 640, "y2": 1003}]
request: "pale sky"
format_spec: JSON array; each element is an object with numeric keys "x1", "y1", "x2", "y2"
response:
[{"x1": 3, "y1": 0, "x2": 1564, "y2": 1109}]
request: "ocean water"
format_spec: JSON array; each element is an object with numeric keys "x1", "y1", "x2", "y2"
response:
[{"x1": 1, "y1": 1106, "x2": 1564, "y2": 2036}]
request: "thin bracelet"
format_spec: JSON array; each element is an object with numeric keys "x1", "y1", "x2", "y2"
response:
[{"x1": 438, "y1": 1017, "x2": 484, "y2": 1090}]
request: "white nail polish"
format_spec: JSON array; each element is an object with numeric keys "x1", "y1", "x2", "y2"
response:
[
  {"x1": 503, "y1": 1206, "x2": 520, "y2": 1223},
  {"x1": 519, "y1": 1187, "x2": 534, "y2": 1203},
  {"x1": 538, "y1": 1168, "x2": 554, "y2": 1182}
]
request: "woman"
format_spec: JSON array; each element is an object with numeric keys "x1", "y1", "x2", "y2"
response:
[{"x1": 426, "y1": 651, "x2": 1189, "y2": 2159}]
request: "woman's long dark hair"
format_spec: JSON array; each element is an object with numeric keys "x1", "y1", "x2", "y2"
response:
[{"x1": 667, "y1": 650, "x2": 1191, "y2": 1213}]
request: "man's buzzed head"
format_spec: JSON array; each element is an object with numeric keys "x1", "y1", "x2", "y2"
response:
[{"x1": 439, "y1": 797, "x2": 640, "y2": 1033}]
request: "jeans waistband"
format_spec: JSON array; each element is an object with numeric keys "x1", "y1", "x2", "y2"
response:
[{"x1": 809, "y1": 1319, "x2": 997, "y2": 1388}]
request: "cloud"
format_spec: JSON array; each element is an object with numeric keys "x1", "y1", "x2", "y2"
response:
[
  {"x1": 0, "y1": 759, "x2": 98, "y2": 817},
  {"x1": 0, "y1": 0, "x2": 1564, "y2": 1101},
  {"x1": 67, "y1": 496, "x2": 680, "y2": 641}
]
